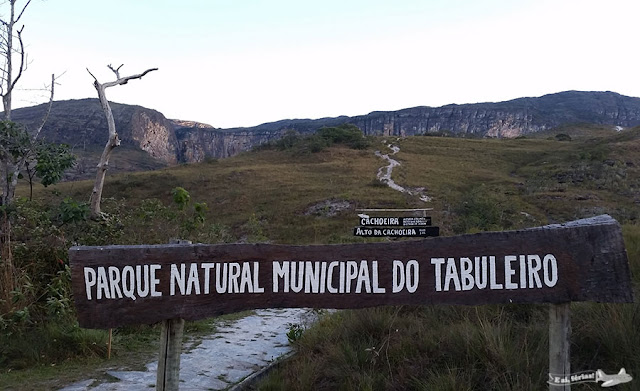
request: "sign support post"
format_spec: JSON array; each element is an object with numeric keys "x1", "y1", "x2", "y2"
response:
[
  {"x1": 157, "y1": 317, "x2": 185, "y2": 391},
  {"x1": 156, "y1": 239, "x2": 190, "y2": 391},
  {"x1": 549, "y1": 302, "x2": 571, "y2": 390}
]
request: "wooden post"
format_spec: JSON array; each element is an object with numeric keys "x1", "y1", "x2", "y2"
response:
[
  {"x1": 549, "y1": 303, "x2": 571, "y2": 390},
  {"x1": 156, "y1": 239, "x2": 190, "y2": 391},
  {"x1": 156, "y1": 318, "x2": 185, "y2": 391},
  {"x1": 107, "y1": 328, "x2": 112, "y2": 359}
]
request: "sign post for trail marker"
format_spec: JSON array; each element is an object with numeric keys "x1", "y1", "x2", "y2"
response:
[
  {"x1": 69, "y1": 215, "x2": 633, "y2": 388},
  {"x1": 549, "y1": 303, "x2": 571, "y2": 390},
  {"x1": 156, "y1": 239, "x2": 190, "y2": 391},
  {"x1": 354, "y1": 208, "x2": 439, "y2": 238}
]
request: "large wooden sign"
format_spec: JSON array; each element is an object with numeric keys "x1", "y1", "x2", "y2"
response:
[{"x1": 70, "y1": 215, "x2": 633, "y2": 329}]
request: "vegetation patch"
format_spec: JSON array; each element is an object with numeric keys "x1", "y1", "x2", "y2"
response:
[
  {"x1": 4, "y1": 125, "x2": 640, "y2": 389},
  {"x1": 303, "y1": 199, "x2": 352, "y2": 217}
]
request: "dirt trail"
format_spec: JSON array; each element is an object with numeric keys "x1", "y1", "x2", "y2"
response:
[{"x1": 375, "y1": 142, "x2": 432, "y2": 202}]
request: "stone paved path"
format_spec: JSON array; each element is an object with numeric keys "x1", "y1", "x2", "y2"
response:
[{"x1": 60, "y1": 308, "x2": 313, "y2": 391}]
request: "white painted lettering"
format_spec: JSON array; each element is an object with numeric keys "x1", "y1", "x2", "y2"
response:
[
  {"x1": 108, "y1": 266, "x2": 123, "y2": 299},
  {"x1": 121, "y1": 266, "x2": 136, "y2": 300},
  {"x1": 444, "y1": 258, "x2": 461, "y2": 291},
  {"x1": 273, "y1": 261, "x2": 289, "y2": 293},
  {"x1": 216, "y1": 263, "x2": 228, "y2": 293},
  {"x1": 431, "y1": 258, "x2": 445, "y2": 292},
  {"x1": 305, "y1": 261, "x2": 320, "y2": 293},
  {"x1": 504, "y1": 255, "x2": 518, "y2": 290},
  {"x1": 372, "y1": 261, "x2": 386, "y2": 293},
  {"x1": 527, "y1": 255, "x2": 542, "y2": 288},
  {"x1": 186, "y1": 263, "x2": 201, "y2": 295},
  {"x1": 136, "y1": 265, "x2": 150, "y2": 298},
  {"x1": 543, "y1": 254, "x2": 558, "y2": 287},
  {"x1": 253, "y1": 262, "x2": 264, "y2": 293},
  {"x1": 406, "y1": 260, "x2": 419, "y2": 293},
  {"x1": 489, "y1": 256, "x2": 503, "y2": 289},
  {"x1": 345, "y1": 261, "x2": 358, "y2": 293},
  {"x1": 150, "y1": 265, "x2": 162, "y2": 297},
  {"x1": 239, "y1": 262, "x2": 252, "y2": 293},
  {"x1": 475, "y1": 256, "x2": 487, "y2": 289},
  {"x1": 460, "y1": 257, "x2": 474, "y2": 291},
  {"x1": 291, "y1": 261, "x2": 303, "y2": 293},
  {"x1": 84, "y1": 267, "x2": 96, "y2": 300},
  {"x1": 201, "y1": 263, "x2": 215, "y2": 294},
  {"x1": 170, "y1": 264, "x2": 186, "y2": 296},
  {"x1": 327, "y1": 261, "x2": 339, "y2": 293},
  {"x1": 392, "y1": 260, "x2": 405, "y2": 293},
  {"x1": 229, "y1": 263, "x2": 241, "y2": 293},
  {"x1": 355, "y1": 260, "x2": 371, "y2": 293},
  {"x1": 97, "y1": 267, "x2": 110, "y2": 299}
]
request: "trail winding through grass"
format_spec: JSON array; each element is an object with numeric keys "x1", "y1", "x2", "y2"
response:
[{"x1": 375, "y1": 142, "x2": 432, "y2": 202}]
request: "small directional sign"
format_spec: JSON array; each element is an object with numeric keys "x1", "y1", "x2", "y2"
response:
[
  {"x1": 353, "y1": 226, "x2": 440, "y2": 237},
  {"x1": 360, "y1": 216, "x2": 432, "y2": 227}
]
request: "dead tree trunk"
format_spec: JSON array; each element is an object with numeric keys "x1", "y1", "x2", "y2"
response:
[{"x1": 87, "y1": 65, "x2": 157, "y2": 218}]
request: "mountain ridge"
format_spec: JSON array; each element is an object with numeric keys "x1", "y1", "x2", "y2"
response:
[{"x1": 7, "y1": 91, "x2": 640, "y2": 170}]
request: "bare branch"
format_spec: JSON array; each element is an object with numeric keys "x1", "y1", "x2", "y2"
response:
[
  {"x1": 14, "y1": 0, "x2": 31, "y2": 24},
  {"x1": 86, "y1": 67, "x2": 97, "y2": 83},
  {"x1": 102, "y1": 67, "x2": 158, "y2": 88},
  {"x1": 107, "y1": 63, "x2": 124, "y2": 79},
  {"x1": 7, "y1": 24, "x2": 23, "y2": 93},
  {"x1": 32, "y1": 73, "x2": 54, "y2": 140}
]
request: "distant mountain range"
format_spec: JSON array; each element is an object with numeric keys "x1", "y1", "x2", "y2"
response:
[{"x1": 8, "y1": 91, "x2": 640, "y2": 167}]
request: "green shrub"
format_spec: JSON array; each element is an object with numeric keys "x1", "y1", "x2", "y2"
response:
[
  {"x1": 259, "y1": 124, "x2": 369, "y2": 154},
  {"x1": 453, "y1": 185, "x2": 521, "y2": 233}
]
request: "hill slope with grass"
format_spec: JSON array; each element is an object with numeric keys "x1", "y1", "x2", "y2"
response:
[{"x1": 2, "y1": 124, "x2": 639, "y2": 390}]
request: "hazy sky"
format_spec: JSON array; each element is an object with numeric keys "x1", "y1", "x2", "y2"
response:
[{"x1": 10, "y1": 0, "x2": 640, "y2": 128}]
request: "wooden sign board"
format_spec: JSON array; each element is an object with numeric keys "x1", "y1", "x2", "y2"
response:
[
  {"x1": 353, "y1": 226, "x2": 440, "y2": 237},
  {"x1": 70, "y1": 215, "x2": 633, "y2": 329},
  {"x1": 359, "y1": 216, "x2": 432, "y2": 227}
]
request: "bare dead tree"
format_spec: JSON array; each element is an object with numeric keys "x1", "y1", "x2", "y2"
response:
[
  {"x1": 0, "y1": 0, "x2": 31, "y2": 121},
  {"x1": 86, "y1": 64, "x2": 158, "y2": 218}
]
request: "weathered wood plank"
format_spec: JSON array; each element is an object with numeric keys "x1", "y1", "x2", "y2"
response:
[
  {"x1": 549, "y1": 303, "x2": 571, "y2": 390},
  {"x1": 156, "y1": 318, "x2": 184, "y2": 391},
  {"x1": 70, "y1": 215, "x2": 633, "y2": 329}
]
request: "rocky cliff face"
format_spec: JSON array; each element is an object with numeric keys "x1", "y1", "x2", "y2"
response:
[
  {"x1": 10, "y1": 98, "x2": 288, "y2": 167},
  {"x1": 346, "y1": 91, "x2": 640, "y2": 138},
  {"x1": 11, "y1": 98, "x2": 179, "y2": 164},
  {"x1": 8, "y1": 91, "x2": 640, "y2": 168},
  {"x1": 174, "y1": 127, "x2": 288, "y2": 162}
]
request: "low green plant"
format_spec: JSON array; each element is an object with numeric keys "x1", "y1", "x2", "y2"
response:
[{"x1": 286, "y1": 323, "x2": 304, "y2": 344}]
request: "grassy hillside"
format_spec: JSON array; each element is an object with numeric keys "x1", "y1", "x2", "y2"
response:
[
  {"x1": 3, "y1": 125, "x2": 639, "y2": 389},
  {"x1": 38, "y1": 125, "x2": 640, "y2": 240}
]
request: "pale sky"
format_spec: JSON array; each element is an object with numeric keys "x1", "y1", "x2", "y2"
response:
[{"x1": 10, "y1": 0, "x2": 640, "y2": 128}]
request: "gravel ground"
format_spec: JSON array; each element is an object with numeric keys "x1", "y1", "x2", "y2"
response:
[{"x1": 59, "y1": 308, "x2": 315, "y2": 391}]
